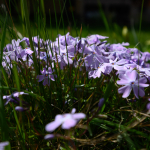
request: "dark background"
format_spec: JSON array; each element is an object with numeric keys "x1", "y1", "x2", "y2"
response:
[{"x1": 0, "y1": 0, "x2": 150, "y2": 29}]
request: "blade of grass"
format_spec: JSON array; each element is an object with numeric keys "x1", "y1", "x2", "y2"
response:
[
  {"x1": 23, "y1": 90, "x2": 46, "y2": 102},
  {"x1": 12, "y1": 63, "x2": 20, "y2": 92},
  {"x1": 97, "y1": 0, "x2": 110, "y2": 38},
  {"x1": 20, "y1": 0, "x2": 26, "y2": 36},
  {"x1": 58, "y1": 0, "x2": 66, "y2": 35},
  {"x1": 101, "y1": 77, "x2": 115, "y2": 113},
  {"x1": 49, "y1": 9, "x2": 53, "y2": 40},
  {"x1": 53, "y1": 0, "x2": 58, "y2": 35},
  {"x1": 0, "y1": 11, "x2": 10, "y2": 142},
  {"x1": 68, "y1": 0, "x2": 78, "y2": 36},
  {"x1": 138, "y1": 0, "x2": 144, "y2": 42},
  {"x1": 40, "y1": 0, "x2": 46, "y2": 40},
  {"x1": 137, "y1": 0, "x2": 145, "y2": 52},
  {"x1": 122, "y1": 132, "x2": 136, "y2": 150},
  {"x1": 40, "y1": 0, "x2": 46, "y2": 26},
  {"x1": 21, "y1": 0, "x2": 38, "y2": 75}
]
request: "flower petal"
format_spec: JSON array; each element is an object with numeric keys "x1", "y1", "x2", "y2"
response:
[
  {"x1": 45, "y1": 120, "x2": 63, "y2": 132},
  {"x1": 44, "y1": 134, "x2": 54, "y2": 140},
  {"x1": 133, "y1": 86, "x2": 139, "y2": 99},
  {"x1": 139, "y1": 87, "x2": 145, "y2": 97},
  {"x1": 94, "y1": 68, "x2": 102, "y2": 78},
  {"x1": 118, "y1": 85, "x2": 129, "y2": 94},
  {"x1": 147, "y1": 103, "x2": 150, "y2": 110},
  {"x1": 117, "y1": 79, "x2": 129, "y2": 85},
  {"x1": 72, "y1": 113, "x2": 86, "y2": 120},
  {"x1": 138, "y1": 77, "x2": 148, "y2": 83},
  {"x1": 71, "y1": 108, "x2": 76, "y2": 114},
  {"x1": 43, "y1": 78, "x2": 49, "y2": 86},
  {"x1": 118, "y1": 73, "x2": 128, "y2": 80},
  {"x1": 122, "y1": 85, "x2": 132, "y2": 98},
  {"x1": 37, "y1": 75, "x2": 44, "y2": 82},
  {"x1": 13, "y1": 92, "x2": 26, "y2": 97},
  {"x1": 126, "y1": 70, "x2": 137, "y2": 81},
  {"x1": 138, "y1": 83, "x2": 149, "y2": 87},
  {"x1": 61, "y1": 119, "x2": 77, "y2": 129},
  {"x1": 15, "y1": 106, "x2": 26, "y2": 112}
]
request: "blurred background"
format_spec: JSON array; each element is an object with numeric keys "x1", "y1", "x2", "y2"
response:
[
  {"x1": 0, "y1": 0, "x2": 150, "y2": 50},
  {"x1": 1, "y1": 0, "x2": 150, "y2": 26}
]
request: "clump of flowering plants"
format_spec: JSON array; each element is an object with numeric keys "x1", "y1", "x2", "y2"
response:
[
  {"x1": 1, "y1": 30, "x2": 150, "y2": 149},
  {"x1": 0, "y1": 1, "x2": 150, "y2": 149}
]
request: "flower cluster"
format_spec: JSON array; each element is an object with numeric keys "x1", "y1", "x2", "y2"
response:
[
  {"x1": 3, "y1": 33, "x2": 150, "y2": 142},
  {"x1": 4, "y1": 33, "x2": 150, "y2": 98}
]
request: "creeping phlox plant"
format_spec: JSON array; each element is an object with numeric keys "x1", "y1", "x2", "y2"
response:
[
  {"x1": 3, "y1": 33, "x2": 150, "y2": 98},
  {"x1": 2, "y1": 33, "x2": 150, "y2": 148}
]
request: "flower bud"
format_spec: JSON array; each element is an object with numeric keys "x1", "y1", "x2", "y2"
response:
[{"x1": 98, "y1": 98, "x2": 104, "y2": 108}]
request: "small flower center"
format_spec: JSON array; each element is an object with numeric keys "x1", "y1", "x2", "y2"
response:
[
  {"x1": 93, "y1": 52, "x2": 95, "y2": 54},
  {"x1": 131, "y1": 82, "x2": 134, "y2": 85},
  {"x1": 45, "y1": 74, "x2": 48, "y2": 77}
]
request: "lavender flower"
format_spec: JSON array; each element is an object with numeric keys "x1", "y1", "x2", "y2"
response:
[
  {"x1": 37, "y1": 67, "x2": 55, "y2": 86},
  {"x1": 117, "y1": 70, "x2": 149, "y2": 99},
  {"x1": 86, "y1": 34, "x2": 108, "y2": 45},
  {"x1": 3, "y1": 44, "x2": 13, "y2": 52},
  {"x1": 45, "y1": 108, "x2": 86, "y2": 132},
  {"x1": 3, "y1": 92, "x2": 28, "y2": 105}
]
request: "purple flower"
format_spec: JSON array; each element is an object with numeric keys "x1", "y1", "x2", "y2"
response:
[
  {"x1": 45, "y1": 108, "x2": 86, "y2": 132},
  {"x1": 37, "y1": 67, "x2": 55, "y2": 86},
  {"x1": 24, "y1": 47, "x2": 33, "y2": 55},
  {"x1": 56, "y1": 32, "x2": 78, "y2": 46},
  {"x1": 114, "y1": 63, "x2": 137, "y2": 75},
  {"x1": 83, "y1": 45, "x2": 108, "y2": 69},
  {"x1": 117, "y1": 70, "x2": 149, "y2": 99},
  {"x1": 88, "y1": 64, "x2": 112, "y2": 79},
  {"x1": 32, "y1": 36, "x2": 44, "y2": 47},
  {"x1": 86, "y1": 34, "x2": 108, "y2": 45},
  {"x1": 12, "y1": 39, "x2": 20, "y2": 48},
  {"x1": 3, "y1": 44, "x2": 13, "y2": 52},
  {"x1": 109, "y1": 43, "x2": 127, "y2": 51},
  {"x1": 20, "y1": 37, "x2": 30, "y2": 46},
  {"x1": 3, "y1": 92, "x2": 28, "y2": 105}
]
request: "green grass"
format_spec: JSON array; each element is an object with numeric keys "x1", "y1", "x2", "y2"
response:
[{"x1": 1, "y1": 21, "x2": 150, "y2": 52}]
